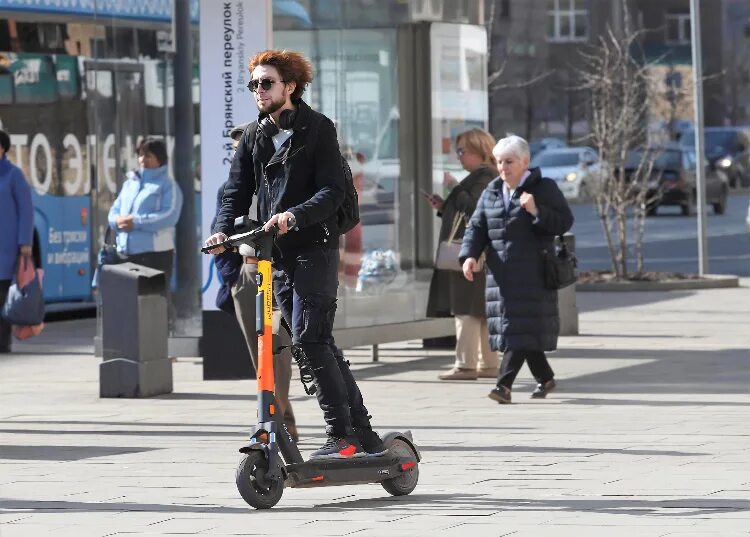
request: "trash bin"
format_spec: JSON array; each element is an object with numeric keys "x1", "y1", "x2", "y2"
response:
[
  {"x1": 99, "y1": 262, "x2": 173, "y2": 397},
  {"x1": 558, "y1": 233, "x2": 579, "y2": 336}
]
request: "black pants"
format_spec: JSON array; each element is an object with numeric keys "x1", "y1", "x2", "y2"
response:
[
  {"x1": 273, "y1": 247, "x2": 370, "y2": 437},
  {"x1": 497, "y1": 349, "x2": 554, "y2": 390},
  {"x1": 0, "y1": 279, "x2": 10, "y2": 351}
]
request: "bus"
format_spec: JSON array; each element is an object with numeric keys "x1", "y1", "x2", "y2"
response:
[{"x1": 0, "y1": 51, "x2": 193, "y2": 304}]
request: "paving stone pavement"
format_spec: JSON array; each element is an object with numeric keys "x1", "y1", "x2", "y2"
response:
[{"x1": 1, "y1": 282, "x2": 749, "y2": 537}]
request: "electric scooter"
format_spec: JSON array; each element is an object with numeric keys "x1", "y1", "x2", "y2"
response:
[{"x1": 202, "y1": 218, "x2": 420, "y2": 509}]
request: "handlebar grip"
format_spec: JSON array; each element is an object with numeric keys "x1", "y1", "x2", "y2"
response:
[{"x1": 200, "y1": 240, "x2": 229, "y2": 254}]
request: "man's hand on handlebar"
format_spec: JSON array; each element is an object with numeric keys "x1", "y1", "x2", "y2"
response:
[
  {"x1": 263, "y1": 211, "x2": 296, "y2": 235},
  {"x1": 203, "y1": 232, "x2": 228, "y2": 254}
]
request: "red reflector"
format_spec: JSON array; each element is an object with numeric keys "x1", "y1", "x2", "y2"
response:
[
  {"x1": 78, "y1": 269, "x2": 85, "y2": 276},
  {"x1": 400, "y1": 462, "x2": 415, "y2": 471},
  {"x1": 311, "y1": 475, "x2": 324, "y2": 482}
]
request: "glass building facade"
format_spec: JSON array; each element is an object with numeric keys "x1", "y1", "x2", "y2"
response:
[{"x1": 0, "y1": 0, "x2": 486, "y2": 341}]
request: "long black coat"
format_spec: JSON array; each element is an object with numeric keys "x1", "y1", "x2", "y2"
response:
[
  {"x1": 426, "y1": 166, "x2": 495, "y2": 318},
  {"x1": 459, "y1": 168, "x2": 574, "y2": 352}
]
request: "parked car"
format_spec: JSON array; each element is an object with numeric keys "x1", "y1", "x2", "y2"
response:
[
  {"x1": 529, "y1": 137, "x2": 567, "y2": 158},
  {"x1": 626, "y1": 146, "x2": 729, "y2": 216},
  {"x1": 680, "y1": 127, "x2": 750, "y2": 188},
  {"x1": 531, "y1": 147, "x2": 601, "y2": 202}
]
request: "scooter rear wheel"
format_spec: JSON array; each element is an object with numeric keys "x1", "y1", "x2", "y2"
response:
[
  {"x1": 236, "y1": 451, "x2": 284, "y2": 509},
  {"x1": 381, "y1": 438, "x2": 419, "y2": 496}
]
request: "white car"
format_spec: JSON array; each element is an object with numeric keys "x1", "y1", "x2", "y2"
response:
[{"x1": 531, "y1": 147, "x2": 601, "y2": 202}]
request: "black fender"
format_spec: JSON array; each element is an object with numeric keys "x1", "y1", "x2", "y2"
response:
[{"x1": 382, "y1": 430, "x2": 421, "y2": 462}]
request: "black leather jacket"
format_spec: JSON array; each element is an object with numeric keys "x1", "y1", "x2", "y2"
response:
[{"x1": 213, "y1": 99, "x2": 345, "y2": 253}]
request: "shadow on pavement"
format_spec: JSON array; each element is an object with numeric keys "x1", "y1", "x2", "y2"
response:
[
  {"x1": 418, "y1": 445, "x2": 706, "y2": 457},
  {"x1": 282, "y1": 493, "x2": 750, "y2": 517},
  {"x1": 0, "y1": 445, "x2": 157, "y2": 461},
  {"x1": 0, "y1": 428, "x2": 245, "y2": 438},
  {"x1": 557, "y1": 347, "x2": 750, "y2": 395},
  {"x1": 562, "y1": 397, "x2": 750, "y2": 407},
  {"x1": 4, "y1": 494, "x2": 747, "y2": 517},
  {"x1": 576, "y1": 290, "x2": 697, "y2": 313},
  {"x1": 153, "y1": 393, "x2": 257, "y2": 401}
]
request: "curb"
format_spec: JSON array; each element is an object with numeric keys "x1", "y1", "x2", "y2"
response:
[{"x1": 576, "y1": 274, "x2": 740, "y2": 292}]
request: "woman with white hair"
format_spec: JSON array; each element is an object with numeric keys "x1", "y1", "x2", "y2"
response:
[{"x1": 459, "y1": 134, "x2": 574, "y2": 403}]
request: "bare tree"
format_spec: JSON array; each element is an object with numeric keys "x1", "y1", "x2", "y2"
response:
[{"x1": 576, "y1": 9, "x2": 663, "y2": 278}]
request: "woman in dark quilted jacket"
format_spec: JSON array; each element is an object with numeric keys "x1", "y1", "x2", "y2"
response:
[{"x1": 459, "y1": 135, "x2": 573, "y2": 404}]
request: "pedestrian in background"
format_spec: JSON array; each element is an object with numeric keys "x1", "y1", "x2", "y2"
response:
[
  {"x1": 426, "y1": 128, "x2": 499, "y2": 380},
  {"x1": 0, "y1": 129, "x2": 34, "y2": 353},
  {"x1": 213, "y1": 122, "x2": 298, "y2": 442},
  {"x1": 460, "y1": 135, "x2": 573, "y2": 403},
  {"x1": 108, "y1": 138, "x2": 183, "y2": 283}
]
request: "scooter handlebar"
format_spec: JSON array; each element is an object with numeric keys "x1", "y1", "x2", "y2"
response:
[{"x1": 200, "y1": 215, "x2": 296, "y2": 254}]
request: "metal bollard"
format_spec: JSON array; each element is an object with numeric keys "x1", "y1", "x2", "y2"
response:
[
  {"x1": 558, "y1": 233, "x2": 579, "y2": 336},
  {"x1": 99, "y1": 262, "x2": 173, "y2": 397}
]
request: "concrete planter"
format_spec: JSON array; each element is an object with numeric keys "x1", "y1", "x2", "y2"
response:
[{"x1": 576, "y1": 273, "x2": 740, "y2": 292}]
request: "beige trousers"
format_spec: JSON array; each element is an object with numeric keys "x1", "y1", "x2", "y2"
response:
[
  {"x1": 454, "y1": 315, "x2": 499, "y2": 371},
  {"x1": 232, "y1": 261, "x2": 296, "y2": 426}
]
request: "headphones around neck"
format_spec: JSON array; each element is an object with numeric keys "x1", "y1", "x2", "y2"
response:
[{"x1": 258, "y1": 108, "x2": 296, "y2": 138}]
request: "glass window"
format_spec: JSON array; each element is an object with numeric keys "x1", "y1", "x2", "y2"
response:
[
  {"x1": 666, "y1": 11, "x2": 691, "y2": 45},
  {"x1": 547, "y1": 0, "x2": 588, "y2": 42}
]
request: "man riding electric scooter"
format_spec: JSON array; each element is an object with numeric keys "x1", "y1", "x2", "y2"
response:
[{"x1": 204, "y1": 49, "x2": 385, "y2": 460}]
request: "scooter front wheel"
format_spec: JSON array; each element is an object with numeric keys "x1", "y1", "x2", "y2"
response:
[
  {"x1": 381, "y1": 438, "x2": 419, "y2": 496},
  {"x1": 235, "y1": 451, "x2": 284, "y2": 509}
]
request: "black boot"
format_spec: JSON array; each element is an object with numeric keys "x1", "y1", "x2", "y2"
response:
[
  {"x1": 531, "y1": 379, "x2": 556, "y2": 399},
  {"x1": 354, "y1": 426, "x2": 387, "y2": 456}
]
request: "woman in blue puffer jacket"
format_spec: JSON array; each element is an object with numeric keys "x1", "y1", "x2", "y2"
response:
[{"x1": 107, "y1": 138, "x2": 183, "y2": 283}]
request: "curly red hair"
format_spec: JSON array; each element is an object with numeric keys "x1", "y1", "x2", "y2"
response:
[{"x1": 248, "y1": 50, "x2": 313, "y2": 102}]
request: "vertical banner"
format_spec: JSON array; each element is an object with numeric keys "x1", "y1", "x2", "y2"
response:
[{"x1": 199, "y1": 0, "x2": 271, "y2": 310}]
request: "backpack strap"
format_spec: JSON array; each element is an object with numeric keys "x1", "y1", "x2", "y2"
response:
[{"x1": 241, "y1": 121, "x2": 260, "y2": 221}]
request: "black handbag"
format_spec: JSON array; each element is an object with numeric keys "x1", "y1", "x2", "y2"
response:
[
  {"x1": 91, "y1": 228, "x2": 124, "y2": 288},
  {"x1": 541, "y1": 235, "x2": 577, "y2": 290}
]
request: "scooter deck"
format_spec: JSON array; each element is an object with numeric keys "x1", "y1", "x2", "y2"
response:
[{"x1": 285, "y1": 453, "x2": 413, "y2": 488}]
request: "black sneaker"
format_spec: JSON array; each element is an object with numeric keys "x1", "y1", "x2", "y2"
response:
[
  {"x1": 354, "y1": 427, "x2": 387, "y2": 456},
  {"x1": 309, "y1": 435, "x2": 365, "y2": 460},
  {"x1": 488, "y1": 386, "x2": 512, "y2": 404},
  {"x1": 531, "y1": 379, "x2": 556, "y2": 399}
]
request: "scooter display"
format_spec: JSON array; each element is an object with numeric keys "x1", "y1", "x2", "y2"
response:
[{"x1": 201, "y1": 218, "x2": 420, "y2": 509}]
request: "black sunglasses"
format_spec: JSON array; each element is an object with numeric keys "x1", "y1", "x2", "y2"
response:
[{"x1": 247, "y1": 77, "x2": 284, "y2": 93}]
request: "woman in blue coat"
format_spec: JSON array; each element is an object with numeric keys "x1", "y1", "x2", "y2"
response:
[
  {"x1": 0, "y1": 129, "x2": 34, "y2": 353},
  {"x1": 460, "y1": 135, "x2": 574, "y2": 403},
  {"x1": 107, "y1": 138, "x2": 183, "y2": 283}
]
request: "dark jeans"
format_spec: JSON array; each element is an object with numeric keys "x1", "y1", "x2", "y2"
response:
[
  {"x1": 273, "y1": 247, "x2": 370, "y2": 437},
  {"x1": 0, "y1": 279, "x2": 10, "y2": 351},
  {"x1": 497, "y1": 349, "x2": 554, "y2": 390}
]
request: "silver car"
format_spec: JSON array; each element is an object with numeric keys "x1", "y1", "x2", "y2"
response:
[{"x1": 530, "y1": 147, "x2": 601, "y2": 202}]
